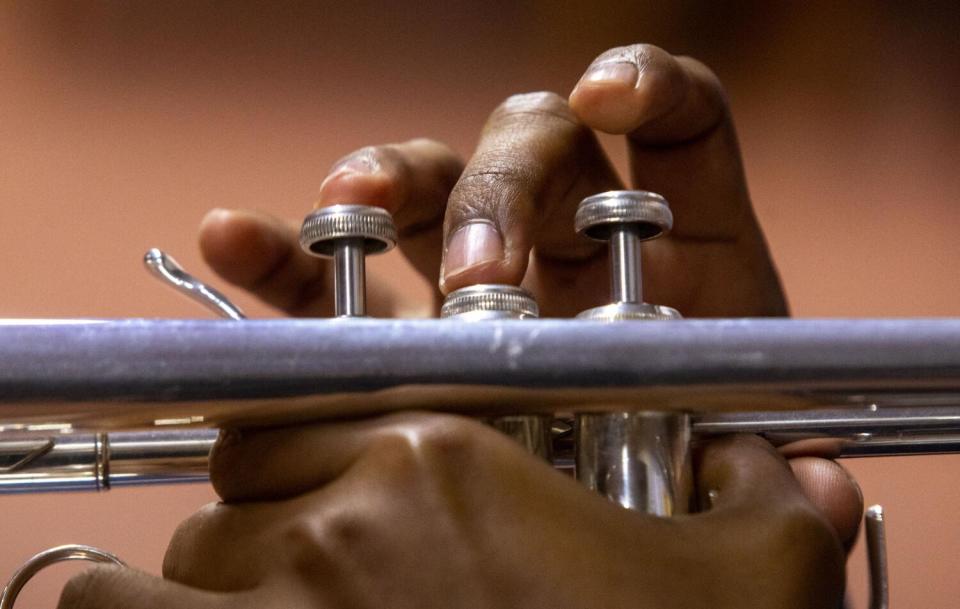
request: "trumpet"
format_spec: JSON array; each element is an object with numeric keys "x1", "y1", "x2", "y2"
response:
[{"x1": 2, "y1": 194, "x2": 943, "y2": 608}]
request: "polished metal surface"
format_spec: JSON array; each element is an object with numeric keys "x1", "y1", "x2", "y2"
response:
[
  {"x1": 575, "y1": 191, "x2": 679, "y2": 321},
  {"x1": 440, "y1": 284, "x2": 539, "y2": 320},
  {"x1": 333, "y1": 237, "x2": 367, "y2": 317},
  {"x1": 143, "y1": 249, "x2": 246, "y2": 320},
  {"x1": 697, "y1": 405, "x2": 960, "y2": 456},
  {"x1": 442, "y1": 285, "x2": 550, "y2": 459},
  {"x1": 299, "y1": 204, "x2": 397, "y2": 317},
  {"x1": 573, "y1": 191, "x2": 692, "y2": 513},
  {"x1": 575, "y1": 412, "x2": 692, "y2": 514},
  {"x1": 865, "y1": 505, "x2": 889, "y2": 609},
  {"x1": 0, "y1": 430, "x2": 213, "y2": 493},
  {"x1": 4, "y1": 405, "x2": 960, "y2": 494},
  {"x1": 4, "y1": 319, "x2": 960, "y2": 428},
  {"x1": 575, "y1": 302, "x2": 681, "y2": 322},
  {"x1": 609, "y1": 226, "x2": 642, "y2": 303},
  {"x1": 0, "y1": 545, "x2": 125, "y2": 609},
  {"x1": 695, "y1": 405, "x2": 960, "y2": 435},
  {"x1": 574, "y1": 191, "x2": 672, "y2": 241},
  {"x1": 299, "y1": 204, "x2": 397, "y2": 256},
  {"x1": 485, "y1": 415, "x2": 553, "y2": 459}
]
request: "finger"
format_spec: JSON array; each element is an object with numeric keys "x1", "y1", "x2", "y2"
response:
[
  {"x1": 570, "y1": 44, "x2": 737, "y2": 238},
  {"x1": 318, "y1": 139, "x2": 464, "y2": 291},
  {"x1": 439, "y1": 92, "x2": 621, "y2": 312},
  {"x1": 199, "y1": 208, "x2": 333, "y2": 316},
  {"x1": 570, "y1": 45, "x2": 787, "y2": 316},
  {"x1": 199, "y1": 139, "x2": 462, "y2": 317},
  {"x1": 696, "y1": 434, "x2": 806, "y2": 512},
  {"x1": 58, "y1": 565, "x2": 235, "y2": 609},
  {"x1": 163, "y1": 502, "x2": 273, "y2": 591},
  {"x1": 776, "y1": 438, "x2": 866, "y2": 545},
  {"x1": 696, "y1": 435, "x2": 860, "y2": 548},
  {"x1": 209, "y1": 413, "x2": 499, "y2": 502},
  {"x1": 208, "y1": 422, "x2": 374, "y2": 502},
  {"x1": 788, "y1": 457, "x2": 863, "y2": 548},
  {"x1": 773, "y1": 436, "x2": 845, "y2": 458}
]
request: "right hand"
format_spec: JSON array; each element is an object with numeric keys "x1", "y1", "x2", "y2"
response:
[
  {"x1": 194, "y1": 41, "x2": 861, "y2": 556},
  {"x1": 197, "y1": 43, "x2": 787, "y2": 319}
]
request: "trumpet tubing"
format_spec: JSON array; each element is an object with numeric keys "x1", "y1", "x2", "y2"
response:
[
  {"x1": 1, "y1": 318, "x2": 960, "y2": 495},
  {"x1": 2, "y1": 406, "x2": 959, "y2": 494}
]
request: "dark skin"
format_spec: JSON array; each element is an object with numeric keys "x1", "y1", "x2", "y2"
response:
[{"x1": 58, "y1": 44, "x2": 862, "y2": 608}]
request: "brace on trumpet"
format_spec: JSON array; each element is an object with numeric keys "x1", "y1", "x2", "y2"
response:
[{"x1": 5, "y1": 191, "x2": 949, "y2": 608}]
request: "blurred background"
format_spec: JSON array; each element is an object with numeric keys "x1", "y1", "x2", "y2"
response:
[{"x1": 1, "y1": 1, "x2": 958, "y2": 606}]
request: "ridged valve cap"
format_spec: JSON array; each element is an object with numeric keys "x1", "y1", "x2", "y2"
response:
[
  {"x1": 300, "y1": 204, "x2": 398, "y2": 257},
  {"x1": 575, "y1": 191, "x2": 673, "y2": 241},
  {"x1": 441, "y1": 284, "x2": 539, "y2": 320}
]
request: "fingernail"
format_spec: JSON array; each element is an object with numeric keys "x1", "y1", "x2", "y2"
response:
[
  {"x1": 580, "y1": 61, "x2": 638, "y2": 87},
  {"x1": 200, "y1": 207, "x2": 231, "y2": 228},
  {"x1": 320, "y1": 155, "x2": 378, "y2": 193},
  {"x1": 330, "y1": 154, "x2": 377, "y2": 175},
  {"x1": 443, "y1": 220, "x2": 504, "y2": 278}
]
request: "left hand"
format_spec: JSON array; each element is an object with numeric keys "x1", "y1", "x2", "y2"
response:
[{"x1": 56, "y1": 414, "x2": 858, "y2": 609}]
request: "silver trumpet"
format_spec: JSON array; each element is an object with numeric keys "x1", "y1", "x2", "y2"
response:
[{"x1": 1, "y1": 195, "x2": 935, "y2": 608}]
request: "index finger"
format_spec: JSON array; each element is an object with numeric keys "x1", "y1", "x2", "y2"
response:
[{"x1": 439, "y1": 92, "x2": 622, "y2": 302}]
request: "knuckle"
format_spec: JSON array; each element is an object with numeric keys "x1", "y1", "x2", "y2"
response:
[
  {"x1": 492, "y1": 91, "x2": 578, "y2": 125},
  {"x1": 374, "y1": 413, "x2": 488, "y2": 483},
  {"x1": 595, "y1": 42, "x2": 660, "y2": 65},
  {"x1": 402, "y1": 136, "x2": 451, "y2": 155},
  {"x1": 450, "y1": 157, "x2": 531, "y2": 211},
  {"x1": 319, "y1": 510, "x2": 369, "y2": 548},
  {"x1": 408, "y1": 414, "x2": 487, "y2": 467},
  {"x1": 280, "y1": 512, "x2": 364, "y2": 578}
]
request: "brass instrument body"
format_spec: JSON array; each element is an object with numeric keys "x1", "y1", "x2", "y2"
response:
[{"x1": 2, "y1": 317, "x2": 960, "y2": 493}]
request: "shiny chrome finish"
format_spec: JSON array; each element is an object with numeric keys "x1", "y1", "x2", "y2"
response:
[
  {"x1": 143, "y1": 249, "x2": 246, "y2": 320},
  {"x1": 299, "y1": 205, "x2": 397, "y2": 317},
  {"x1": 333, "y1": 237, "x2": 367, "y2": 317},
  {"x1": 0, "y1": 431, "x2": 213, "y2": 493},
  {"x1": 574, "y1": 191, "x2": 673, "y2": 242},
  {"x1": 575, "y1": 302, "x2": 682, "y2": 322},
  {"x1": 576, "y1": 412, "x2": 692, "y2": 514},
  {"x1": 4, "y1": 407, "x2": 960, "y2": 494},
  {"x1": 865, "y1": 505, "x2": 889, "y2": 609},
  {"x1": 440, "y1": 284, "x2": 539, "y2": 320},
  {"x1": 574, "y1": 190, "x2": 676, "y2": 318},
  {"x1": 485, "y1": 415, "x2": 553, "y2": 459},
  {"x1": 695, "y1": 405, "x2": 960, "y2": 435},
  {"x1": 4, "y1": 319, "x2": 960, "y2": 427},
  {"x1": 609, "y1": 226, "x2": 642, "y2": 303},
  {"x1": 442, "y1": 285, "x2": 550, "y2": 459},
  {"x1": 573, "y1": 190, "x2": 691, "y2": 514},
  {"x1": 1, "y1": 545, "x2": 125, "y2": 609},
  {"x1": 696, "y1": 405, "x2": 960, "y2": 455}
]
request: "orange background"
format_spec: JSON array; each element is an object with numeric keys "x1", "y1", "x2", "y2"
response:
[{"x1": 1, "y1": 2, "x2": 958, "y2": 607}]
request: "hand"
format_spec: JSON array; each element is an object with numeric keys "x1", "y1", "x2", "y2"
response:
[
  {"x1": 198, "y1": 43, "x2": 785, "y2": 318},
  {"x1": 59, "y1": 415, "x2": 852, "y2": 609},
  {"x1": 163, "y1": 42, "x2": 864, "y2": 608},
  {"x1": 195, "y1": 37, "x2": 861, "y2": 554}
]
